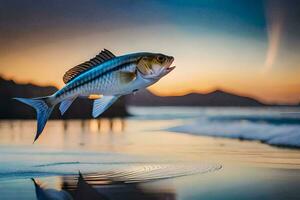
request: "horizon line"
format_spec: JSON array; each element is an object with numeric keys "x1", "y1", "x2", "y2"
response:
[{"x1": 2, "y1": 75, "x2": 299, "y2": 106}]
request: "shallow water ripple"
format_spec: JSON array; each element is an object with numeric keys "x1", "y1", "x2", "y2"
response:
[{"x1": 42, "y1": 162, "x2": 222, "y2": 184}]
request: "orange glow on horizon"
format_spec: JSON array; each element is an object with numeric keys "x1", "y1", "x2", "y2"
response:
[{"x1": 1, "y1": 25, "x2": 300, "y2": 105}]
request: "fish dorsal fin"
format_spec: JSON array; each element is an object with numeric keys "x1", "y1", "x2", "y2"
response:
[{"x1": 63, "y1": 49, "x2": 116, "y2": 84}]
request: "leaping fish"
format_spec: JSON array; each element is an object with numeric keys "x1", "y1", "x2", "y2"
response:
[{"x1": 14, "y1": 49, "x2": 175, "y2": 142}]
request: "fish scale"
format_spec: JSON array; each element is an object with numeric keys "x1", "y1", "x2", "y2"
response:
[{"x1": 55, "y1": 59, "x2": 135, "y2": 101}]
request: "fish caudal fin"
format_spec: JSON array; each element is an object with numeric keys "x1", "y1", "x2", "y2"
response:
[{"x1": 13, "y1": 97, "x2": 54, "y2": 142}]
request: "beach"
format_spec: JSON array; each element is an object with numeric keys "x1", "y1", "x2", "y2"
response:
[{"x1": 0, "y1": 107, "x2": 300, "y2": 200}]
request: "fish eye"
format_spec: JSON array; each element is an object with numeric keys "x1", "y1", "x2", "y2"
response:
[{"x1": 157, "y1": 55, "x2": 165, "y2": 62}]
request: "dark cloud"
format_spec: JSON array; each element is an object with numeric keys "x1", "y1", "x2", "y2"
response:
[
  {"x1": 0, "y1": 0, "x2": 266, "y2": 43},
  {"x1": 0, "y1": 0, "x2": 299, "y2": 53},
  {"x1": 0, "y1": 0, "x2": 169, "y2": 52}
]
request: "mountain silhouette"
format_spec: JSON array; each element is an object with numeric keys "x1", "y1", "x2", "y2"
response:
[
  {"x1": 126, "y1": 89, "x2": 266, "y2": 107},
  {"x1": 0, "y1": 76, "x2": 128, "y2": 119}
]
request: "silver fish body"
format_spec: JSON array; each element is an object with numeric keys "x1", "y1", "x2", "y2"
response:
[{"x1": 54, "y1": 53, "x2": 149, "y2": 102}]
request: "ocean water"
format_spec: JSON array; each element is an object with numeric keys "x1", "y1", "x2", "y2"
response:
[
  {"x1": 1, "y1": 107, "x2": 300, "y2": 199},
  {"x1": 160, "y1": 107, "x2": 300, "y2": 148}
]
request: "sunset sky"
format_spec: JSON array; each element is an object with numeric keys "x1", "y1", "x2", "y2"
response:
[{"x1": 0, "y1": 0, "x2": 299, "y2": 104}]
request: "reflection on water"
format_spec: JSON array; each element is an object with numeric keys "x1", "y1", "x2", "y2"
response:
[
  {"x1": 63, "y1": 118, "x2": 126, "y2": 134},
  {"x1": 33, "y1": 172, "x2": 175, "y2": 200},
  {"x1": 0, "y1": 118, "x2": 126, "y2": 146},
  {"x1": 1, "y1": 117, "x2": 300, "y2": 169}
]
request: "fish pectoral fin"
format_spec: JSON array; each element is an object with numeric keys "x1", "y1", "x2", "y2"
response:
[
  {"x1": 92, "y1": 95, "x2": 120, "y2": 118},
  {"x1": 118, "y1": 71, "x2": 136, "y2": 84},
  {"x1": 59, "y1": 96, "x2": 77, "y2": 115}
]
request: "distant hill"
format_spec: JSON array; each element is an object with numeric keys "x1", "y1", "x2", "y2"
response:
[
  {"x1": 0, "y1": 77, "x2": 128, "y2": 119},
  {"x1": 126, "y1": 89, "x2": 266, "y2": 107}
]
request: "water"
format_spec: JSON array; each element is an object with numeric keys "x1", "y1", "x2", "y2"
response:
[
  {"x1": 161, "y1": 107, "x2": 300, "y2": 147},
  {"x1": 1, "y1": 107, "x2": 300, "y2": 199}
]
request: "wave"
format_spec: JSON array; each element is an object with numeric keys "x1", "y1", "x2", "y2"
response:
[
  {"x1": 168, "y1": 116, "x2": 300, "y2": 148},
  {"x1": 209, "y1": 115, "x2": 300, "y2": 125}
]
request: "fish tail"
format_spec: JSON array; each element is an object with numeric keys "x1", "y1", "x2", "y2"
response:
[{"x1": 13, "y1": 95, "x2": 56, "y2": 142}]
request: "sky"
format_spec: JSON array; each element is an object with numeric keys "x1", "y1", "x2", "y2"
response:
[{"x1": 0, "y1": 0, "x2": 299, "y2": 104}]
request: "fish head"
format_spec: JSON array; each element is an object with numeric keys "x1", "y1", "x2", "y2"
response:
[{"x1": 137, "y1": 53, "x2": 175, "y2": 80}]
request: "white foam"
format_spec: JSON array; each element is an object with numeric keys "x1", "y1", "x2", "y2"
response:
[{"x1": 168, "y1": 119, "x2": 300, "y2": 148}]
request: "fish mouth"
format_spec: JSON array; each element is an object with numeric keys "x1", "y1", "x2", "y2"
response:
[
  {"x1": 160, "y1": 65, "x2": 175, "y2": 77},
  {"x1": 165, "y1": 56, "x2": 175, "y2": 72},
  {"x1": 166, "y1": 65, "x2": 176, "y2": 72}
]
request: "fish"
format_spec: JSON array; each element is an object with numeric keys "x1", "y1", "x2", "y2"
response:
[
  {"x1": 32, "y1": 172, "x2": 108, "y2": 200},
  {"x1": 14, "y1": 49, "x2": 175, "y2": 142}
]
